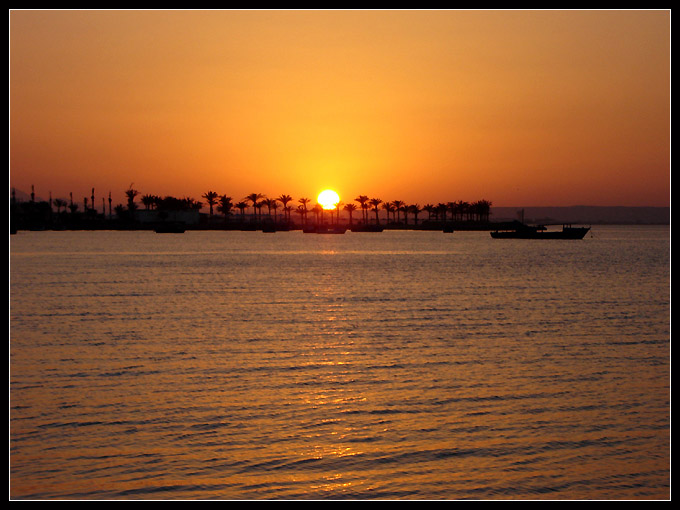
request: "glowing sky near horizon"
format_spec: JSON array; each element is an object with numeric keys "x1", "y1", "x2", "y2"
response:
[{"x1": 10, "y1": 10, "x2": 670, "y2": 209}]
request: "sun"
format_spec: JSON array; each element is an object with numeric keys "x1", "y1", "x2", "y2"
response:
[{"x1": 317, "y1": 189, "x2": 340, "y2": 210}]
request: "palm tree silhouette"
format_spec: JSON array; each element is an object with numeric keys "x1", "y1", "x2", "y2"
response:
[
  {"x1": 355, "y1": 195, "x2": 369, "y2": 224},
  {"x1": 125, "y1": 186, "x2": 139, "y2": 213},
  {"x1": 235, "y1": 201, "x2": 248, "y2": 222},
  {"x1": 295, "y1": 205, "x2": 306, "y2": 225},
  {"x1": 343, "y1": 203, "x2": 358, "y2": 225},
  {"x1": 202, "y1": 191, "x2": 219, "y2": 217},
  {"x1": 408, "y1": 204, "x2": 422, "y2": 225},
  {"x1": 278, "y1": 194, "x2": 293, "y2": 223},
  {"x1": 381, "y1": 201, "x2": 394, "y2": 223},
  {"x1": 472, "y1": 199, "x2": 492, "y2": 222},
  {"x1": 141, "y1": 194, "x2": 156, "y2": 210},
  {"x1": 437, "y1": 203, "x2": 447, "y2": 223},
  {"x1": 298, "y1": 197, "x2": 310, "y2": 225},
  {"x1": 423, "y1": 204, "x2": 434, "y2": 221},
  {"x1": 312, "y1": 203, "x2": 323, "y2": 226},
  {"x1": 263, "y1": 198, "x2": 276, "y2": 220},
  {"x1": 391, "y1": 200, "x2": 405, "y2": 223},
  {"x1": 282, "y1": 205, "x2": 293, "y2": 226},
  {"x1": 53, "y1": 198, "x2": 67, "y2": 215},
  {"x1": 245, "y1": 193, "x2": 264, "y2": 221},
  {"x1": 217, "y1": 195, "x2": 233, "y2": 222},
  {"x1": 369, "y1": 198, "x2": 382, "y2": 225},
  {"x1": 271, "y1": 200, "x2": 280, "y2": 222},
  {"x1": 255, "y1": 200, "x2": 266, "y2": 222},
  {"x1": 447, "y1": 202, "x2": 457, "y2": 222},
  {"x1": 459, "y1": 201, "x2": 471, "y2": 221},
  {"x1": 334, "y1": 201, "x2": 343, "y2": 225}
]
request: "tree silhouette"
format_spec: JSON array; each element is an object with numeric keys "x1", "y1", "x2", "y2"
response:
[
  {"x1": 334, "y1": 201, "x2": 343, "y2": 225},
  {"x1": 235, "y1": 201, "x2": 248, "y2": 222},
  {"x1": 369, "y1": 198, "x2": 382, "y2": 225},
  {"x1": 283, "y1": 205, "x2": 293, "y2": 225},
  {"x1": 312, "y1": 203, "x2": 323, "y2": 226},
  {"x1": 278, "y1": 194, "x2": 293, "y2": 223},
  {"x1": 263, "y1": 198, "x2": 276, "y2": 219},
  {"x1": 447, "y1": 202, "x2": 456, "y2": 222},
  {"x1": 392, "y1": 200, "x2": 405, "y2": 223},
  {"x1": 141, "y1": 194, "x2": 156, "y2": 210},
  {"x1": 202, "y1": 191, "x2": 219, "y2": 217},
  {"x1": 217, "y1": 195, "x2": 233, "y2": 222},
  {"x1": 343, "y1": 203, "x2": 358, "y2": 225},
  {"x1": 459, "y1": 201, "x2": 471, "y2": 221},
  {"x1": 409, "y1": 204, "x2": 422, "y2": 225},
  {"x1": 295, "y1": 205, "x2": 306, "y2": 224},
  {"x1": 298, "y1": 197, "x2": 310, "y2": 225},
  {"x1": 437, "y1": 203, "x2": 447, "y2": 222},
  {"x1": 381, "y1": 201, "x2": 394, "y2": 223},
  {"x1": 125, "y1": 186, "x2": 139, "y2": 213},
  {"x1": 255, "y1": 200, "x2": 266, "y2": 221},
  {"x1": 472, "y1": 199, "x2": 492, "y2": 222},
  {"x1": 271, "y1": 199, "x2": 280, "y2": 222},
  {"x1": 423, "y1": 204, "x2": 434, "y2": 221},
  {"x1": 245, "y1": 193, "x2": 264, "y2": 221},
  {"x1": 53, "y1": 198, "x2": 67, "y2": 215},
  {"x1": 355, "y1": 195, "x2": 369, "y2": 224}
]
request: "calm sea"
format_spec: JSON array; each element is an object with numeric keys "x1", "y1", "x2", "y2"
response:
[{"x1": 9, "y1": 226, "x2": 670, "y2": 500}]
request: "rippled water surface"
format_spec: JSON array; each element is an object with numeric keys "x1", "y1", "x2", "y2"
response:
[{"x1": 10, "y1": 226, "x2": 670, "y2": 499}]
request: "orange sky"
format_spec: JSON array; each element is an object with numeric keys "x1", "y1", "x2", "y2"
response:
[{"x1": 10, "y1": 10, "x2": 670, "y2": 209}]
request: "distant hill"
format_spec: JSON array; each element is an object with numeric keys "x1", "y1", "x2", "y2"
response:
[
  {"x1": 491, "y1": 206, "x2": 669, "y2": 225},
  {"x1": 10, "y1": 188, "x2": 49, "y2": 203}
]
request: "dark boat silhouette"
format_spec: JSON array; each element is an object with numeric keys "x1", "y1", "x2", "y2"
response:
[
  {"x1": 350, "y1": 224, "x2": 383, "y2": 232},
  {"x1": 315, "y1": 226, "x2": 346, "y2": 234},
  {"x1": 490, "y1": 223, "x2": 590, "y2": 239},
  {"x1": 303, "y1": 225, "x2": 346, "y2": 234},
  {"x1": 154, "y1": 223, "x2": 185, "y2": 233}
]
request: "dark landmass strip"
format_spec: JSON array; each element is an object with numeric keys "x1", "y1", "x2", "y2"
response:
[
  {"x1": 9, "y1": 186, "x2": 670, "y2": 233},
  {"x1": 492, "y1": 206, "x2": 669, "y2": 225}
]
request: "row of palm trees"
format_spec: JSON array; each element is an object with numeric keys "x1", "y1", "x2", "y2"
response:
[
  {"x1": 16, "y1": 184, "x2": 493, "y2": 227},
  {"x1": 178, "y1": 190, "x2": 493, "y2": 226}
]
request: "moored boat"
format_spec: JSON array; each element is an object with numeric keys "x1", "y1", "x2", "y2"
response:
[
  {"x1": 154, "y1": 223, "x2": 185, "y2": 233},
  {"x1": 315, "y1": 226, "x2": 346, "y2": 234},
  {"x1": 490, "y1": 224, "x2": 589, "y2": 239},
  {"x1": 303, "y1": 225, "x2": 346, "y2": 234},
  {"x1": 350, "y1": 224, "x2": 383, "y2": 232}
]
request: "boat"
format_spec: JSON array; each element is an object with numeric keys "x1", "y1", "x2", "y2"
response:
[
  {"x1": 490, "y1": 223, "x2": 590, "y2": 239},
  {"x1": 315, "y1": 226, "x2": 346, "y2": 234},
  {"x1": 154, "y1": 223, "x2": 185, "y2": 233},
  {"x1": 303, "y1": 225, "x2": 346, "y2": 234},
  {"x1": 350, "y1": 224, "x2": 384, "y2": 232},
  {"x1": 262, "y1": 221, "x2": 290, "y2": 233}
]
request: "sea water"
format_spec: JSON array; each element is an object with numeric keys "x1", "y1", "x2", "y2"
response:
[{"x1": 9, "y1": 226, "x2": 670, "y2": 499}]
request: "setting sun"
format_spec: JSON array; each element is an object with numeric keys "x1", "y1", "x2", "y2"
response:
[{"x1": 317, "y1": 189, "x2": 340, "y2": 210}]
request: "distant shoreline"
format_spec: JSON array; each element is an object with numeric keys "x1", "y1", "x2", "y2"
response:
[{"x1": 491, "y1": 206, "x2": 670, "y2": 225}]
